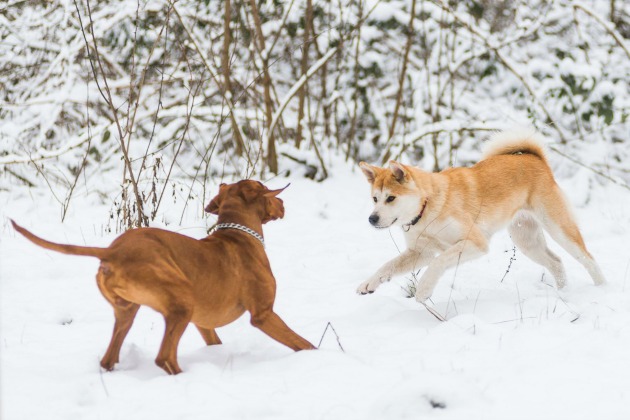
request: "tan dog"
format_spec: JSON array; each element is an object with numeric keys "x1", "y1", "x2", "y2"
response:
[
  {"x1": 358, "y1": 129, "x2": 605, "y2": 302},
  {"x1": 12, "y1": 180, "x2": 315, "y2": 375}
]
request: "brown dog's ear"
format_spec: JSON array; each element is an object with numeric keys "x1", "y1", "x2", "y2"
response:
[
  {"x1": 261, "y1": 184, "x2": 289, "y2": 223},
  {"x1": 264, "y1": 183, "x2": 290, "y2": 198},
  {"x1": 389, "y1": 161, "x2": 409, "y2": 183},
  {"x1": 359, "y1": 162, "x2": 379, "y2": 184},
  {"x1": 204, "y1": 184, "x2": 227, "y2": 214}
]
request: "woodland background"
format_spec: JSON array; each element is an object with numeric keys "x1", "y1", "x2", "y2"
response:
[
  {"x1": 2, "y1": 2, "x2": 630, "y2": 418},
  {"x1": 1, "y1": 0, "x2": 629, "y2": 228}
]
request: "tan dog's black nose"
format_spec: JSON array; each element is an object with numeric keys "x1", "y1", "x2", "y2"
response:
[{"x1": 369, "y1": 214, "x2": 379, "y2": 225}]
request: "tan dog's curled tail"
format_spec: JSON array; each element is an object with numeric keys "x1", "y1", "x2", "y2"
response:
[
  {"x1": 11, "y1": 220, "x2": 107, "y2": 259},
  {"x1": 482, "y1": 128, "x2": 548, "y2": 163}
]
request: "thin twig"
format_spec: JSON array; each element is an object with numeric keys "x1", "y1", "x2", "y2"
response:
[
  {"x1": 420, "y1": 301, "x2": 446, "y2": 322},
  {"x1": 317, "y1": 322, "x2": 345, "y2": 352},
  {"x1": 500, "y1": 246, "x2": 517, "y2": 283}
]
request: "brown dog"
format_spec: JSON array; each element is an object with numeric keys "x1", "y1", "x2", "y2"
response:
[{"x1": 11, "y1": 180, "x2": 315, "y2": 375}]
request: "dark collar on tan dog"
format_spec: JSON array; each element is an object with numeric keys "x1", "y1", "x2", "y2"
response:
[
  {"x1": 403, "y1": 199, "x2": 428, "y2": 232},
  {"x1": 213, "y1": 223, "x2": 265, "y2": 248}
]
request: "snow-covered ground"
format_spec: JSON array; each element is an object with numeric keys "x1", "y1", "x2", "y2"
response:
[{"x1": 2, "y1": 159, "x2": 630, "y2": 420}]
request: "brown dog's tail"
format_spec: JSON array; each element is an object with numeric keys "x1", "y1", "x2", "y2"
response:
[{"x1": 11, "y1": 220, "x2": 107, "y2": 259}]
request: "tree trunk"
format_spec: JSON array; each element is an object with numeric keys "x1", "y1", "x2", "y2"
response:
[
  {"x1": 223, "y1": 0, "x2": 245, "y2": 156},
  {"x1": 296, "y1": 0, "x2": 313, "y2": 148},
  {"x1": 249, "y1": 0, "x2": 277, "y2": 173}
]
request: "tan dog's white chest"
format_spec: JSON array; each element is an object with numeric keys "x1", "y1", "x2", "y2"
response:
[{"x1": 403, "y1": 217, "x2": 464, "y2": 252}]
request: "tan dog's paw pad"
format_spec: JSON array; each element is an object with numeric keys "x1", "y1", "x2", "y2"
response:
[{"x1": 356, "y1": 281, "x2": 375, "y2": 295}]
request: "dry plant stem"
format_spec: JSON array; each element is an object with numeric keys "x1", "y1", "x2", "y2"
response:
[
  {"x1": 267, "y1": 0, "x2": 296, "y2": 55},
  {"x1": 382, "y1": 0, "x2": 417, "y2": 164},
  {"x1": 248, "y1": 0, "x2": 277, "y2": 173},
  {"x1": 28, "y1": 153, "x2": 64, "y2": 206},
  {"x1": 152, "y1": 66, "x2": 201, "y2": 220},
  {"x1": 420, "y1": 301, "x2": 446, "y2": 322},
  {"x1": 222, "y1": 0, "x2": 245, "y2": 156},
  {"x1": 61, "y1": 64, "x2": 96, "y2": 221},
  {"x1": 5, "y1": 168, "x2": 35, "y2": 187},
  {"x1": 137, "y1": 5, "x2": 172, "y2": 183},
  {"x1": 181, "y1": 128, "x2": 223, "y2": 224},
  {"x1": 306, "y1": 90, "x2": 329, "y2": 180},
  {"x1": 76, "y1": 0, "x2": 147, "y2": 227},
  {"x1": 394, "y1": 126, "x2": 497, "y2": 160},
  {"x1": 307, "y1": 15, "x2": 331, "y2": 139},
  {"x1": 500, "y1": 246, "x2": 517, "y2": 283},
  {"x1": 346, "y1": 0, "x2": 363, "y2": 161},
  {"x1": 171, "y1": 2, "x2": 251, "y2": 167},
  {"x1": 296, "y1": 0, "x2": 313, "y2": 148},
  {"x1": 317, "y1": 322, "x2": 345, "y2": 352},
  {"x1": 573, "y1": 3, "x2": 630, "y2": 59},
  {"x1": 62, "y1": 133, "x2": 91, "y2": 222},
  {"x1": 430, "y1": 0, "x2": 568, "y2": 144},
  {"x1": 396, "y1": 124, "x2": 630, "y2": 192},
  {"x1": 266, "y1": 47, "x2": 338, "y2": 145},
  {"x1": 549, "y1": 145, "x2": 630, "y2": 192}
]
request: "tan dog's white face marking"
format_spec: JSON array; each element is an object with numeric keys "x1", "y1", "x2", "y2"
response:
[{"x1": 359, "y1": 161, "x2": 424, "y2": 229}]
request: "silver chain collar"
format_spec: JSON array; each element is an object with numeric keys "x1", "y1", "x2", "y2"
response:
[{"x1": 213, "y1": 223, "x2": 265, "y2": 248}]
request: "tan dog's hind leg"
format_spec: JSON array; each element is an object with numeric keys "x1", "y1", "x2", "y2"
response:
[
  {"x1": 536, "y1": 188, "x2": 606, "y2": 286},
  {"x1": 100, "y1": 300, "x2": 140, "y2": 371},
  {"x1": 415, "y1": 231, "x2": 489, "y2": 302},
  {"x1": 195, "y1": 326, "x2": 222, "y2": 345},
  {"x1": 509, "y1": 211, "x2": 567, "y2": 288}
]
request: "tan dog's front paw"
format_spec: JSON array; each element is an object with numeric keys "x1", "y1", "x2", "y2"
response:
[
  {"x1": 356, "y1": 280, "x2": 375, "y2": 295},
  {"x1": 356, "y1": 276, "x2": 384, "y2": 295}
]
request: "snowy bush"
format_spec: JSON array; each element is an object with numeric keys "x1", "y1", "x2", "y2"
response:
[{"x1": 1, "y1": 0, "x2": 628, "y2": 227}]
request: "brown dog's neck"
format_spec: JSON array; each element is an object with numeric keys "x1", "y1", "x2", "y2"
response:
[{"x1": 215, "y1": 208, "x2": 264, "y2": 238}]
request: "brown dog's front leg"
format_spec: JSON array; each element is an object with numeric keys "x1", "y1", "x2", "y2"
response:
[
  {"x1": 250, "y1": 310, "x2": 315, "y2": 351},
  {"x1": 155, "y1": 305, "x2": 193, "y2": 375},
  {"x1": 195, "y1": 325, "x2": 222, "y2": 346}
]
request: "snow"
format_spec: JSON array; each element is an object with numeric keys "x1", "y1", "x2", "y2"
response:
[{"x1": 2, "y1": 157, "x2": 630, "y2": 420}]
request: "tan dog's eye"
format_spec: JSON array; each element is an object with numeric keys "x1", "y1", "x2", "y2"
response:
[
  {"x1": 386, "y1": 196, "x2": 396, "y2": 203},
  {"x1": 373, "y1": 197, "x2": 377, "y2": 203}
]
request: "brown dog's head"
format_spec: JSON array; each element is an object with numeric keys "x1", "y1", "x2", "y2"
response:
[{"x1": 205, "y1": 180, "x2": 288, "y2": 224}]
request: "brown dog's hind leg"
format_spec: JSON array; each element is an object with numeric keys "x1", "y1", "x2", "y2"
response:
[
  {"x1": 100, "y1": 299, "x2": 140, "y2": 371},
  {"x1": 250, "y1": 310, "x2": 315, "y2": 351},
  {"x1": 195, "y1": 325, "x2": 222, "y2": 345}
]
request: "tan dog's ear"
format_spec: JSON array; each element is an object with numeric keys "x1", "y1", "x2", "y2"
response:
[
  {"x1": 262, "y1": 184, "x2": 289, "y2": 223},
  {"x1": 359, "y1": 162, "x2": 379, "y2": 184},
  {"x1": 389, "y1": 161, "x2": 409, "y2": 183},
  {"x1": 204, "y1": 184, "x2": 227, "y2": 214}
]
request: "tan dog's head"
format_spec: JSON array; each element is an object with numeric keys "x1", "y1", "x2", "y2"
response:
[
  {"x1": 359, "y1": 161, "x2": 426, "y2": 229},
  {"x1": 205, "y1": 180, "x2": 287, "y2": 224}
]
